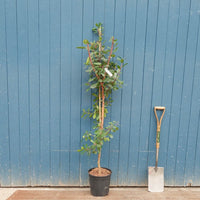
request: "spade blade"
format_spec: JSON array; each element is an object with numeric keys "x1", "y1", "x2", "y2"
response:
[{"x1": 148, "y1": 166, "x2": 164, "y2": 192}]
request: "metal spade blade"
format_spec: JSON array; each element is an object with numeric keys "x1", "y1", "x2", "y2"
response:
[{"x1": 148, "y1": 167, "x2": 164, "y2": 192}]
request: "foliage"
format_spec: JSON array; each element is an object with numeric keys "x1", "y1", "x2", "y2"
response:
[
  {"x1": 77, "y1": 23, "x2": 126, "y2": 168},
  {"x1": 78, "y1": 122, "x2": 119, "y2": 156}
]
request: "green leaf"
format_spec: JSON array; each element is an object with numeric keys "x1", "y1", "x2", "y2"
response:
[
  {"x1": 77, "y1": 46, "x2": 85, "y2": 49},
  {"x1": 92, "y1": 93, "x2": 98, "y2": 97},
  {"x1": 123, "y1": 63, "x2": 128, "y2": 67},
  {"x1": 96, "y1": 22, "x2": 102, "y2": 28},
  {"x1": 113, "y1": 47, "x2": 118, "y2": 53},
  {"x1": 85, "y1": 68, "x2": 93, "y2": 73},
  {"x1": 88, "y1": 77, "x2": 96, "y2": 82},
  {"x1": 86, "y1": 88, "x2": 91, "y2": 92},
  {"x1": 117, "y1": 56, "x2": 124, "y2": 63},
  {"x1": 86, "y1": 57, "x2": 90, "y2": 65},
  {"x1": 81, "y1": 113, "x2": 85, "y2": 118},
  {"x1": 92, "y1": 28, "x2": 97, "y2": 33},
  {"x1": 94, "y1": 62, "x2": 102, "y2": 66},
  {"x1": 83, "y1": 39, "x2": 89, "y2": 44},
  {"x1": 109, "y1": 135, "x2": 113, "y2": 139},
  {"x1": 104, "y1": 137, "x2": 110, "y2": 142},
  {"x1": 90, "y1": 83, "x2": 98, "y2": 89}
]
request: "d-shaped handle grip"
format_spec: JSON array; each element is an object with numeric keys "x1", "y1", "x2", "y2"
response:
[
  {"x1": 154, "y1": 106, "x2": 165, "y2": 129},
  {"x1": 154, "y1": 106, "x2": 166, "y2": 111}
]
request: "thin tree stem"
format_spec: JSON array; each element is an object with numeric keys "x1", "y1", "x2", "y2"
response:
[
  {"x1": 101, "y1": 85, "x2": 105, "y2": 129},
  {"x1": 98, "y1": 27, "x2": 102, "y2": 59},
  {"x1": 99, "y1": 87, "x2": 101, "y2": 126},
  {"x1": 103, "y1": 37, "x2": 115, "y2": 79},
  {"x1": 86, "y1": 44, "x2": 100, "y2": 80},
  {"x1": 97, "y1": 25, "x2": 104, "y2": 175},
  {"x1": 107, "y1": 37, "x2": 115, "y2": 66},
  {"x1": 98, "y1": 150, "x2": 101, "y2": 174}
]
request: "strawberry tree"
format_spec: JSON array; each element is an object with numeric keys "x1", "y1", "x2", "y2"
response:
[{"x1": 77, "y1": 23, "x2": 126, "y2": 174}]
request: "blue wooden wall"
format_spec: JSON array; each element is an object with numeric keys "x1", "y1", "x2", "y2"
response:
[{"x1": 0, "y1": 0, "x2": 200, "y2": 186}]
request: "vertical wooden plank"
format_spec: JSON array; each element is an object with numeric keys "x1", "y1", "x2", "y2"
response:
[
  {"x1": 185, "y1": 11, "x2": 200, "y2": 185},
  {"x1": 0, "y1": 0, "x2": 10, "y2": 186},
  {"x1": 111, "y1": 0, "x2": 127, "y2": 186},
  {"x1": 104, "y1": 0, "x2": 117, "y2": 185},
  {"x1": 17, "y1": 0, "x2": 30, "y2": 186},
  {"x1": 137, "y1": 0, "x2": 159, "y2": 186},
  {"x1": 104, "y1": 0, "x2": 115, "y2": 57},
  {"x1": 60, "y1": 0, "x2": 72, "y2": 185},
  {"x1": 5, "y1": 0, "x2": 21, "y2": 186},
  {"x1": 94, "y1": 0, "x2": 105, "y2": 24},
  {"x1": 28, "y1": 0, "x2": 40, "y2": 185},
  {"x1": 194, "y1": 112, "x2": 200, "y2": 185},
  {"x1": 114, "y1": 0, "x2": 127, "y2": 186},
  {"x1": 162, "y1": 0, "x2": 180, "y2": 186},
  {"x1": 148, "y1": 0, "x2": 170, "y2": 178},
  {"x1": 187, "y1": 6, "x2": 200, "y2": 185},
  {"x1": 175, "y1": 0, "x2": 199, "y2": 186},
  {"x1": 39, "y1": 0, "x2": 50, "y2": 185},
  {"x1": 70, "y1": 0, "x2": 82, "y2": 185},
  {"x1": 129, "y1": 0, "x2": 148, "y2": 185},
  {"x1": 126, "y1": 0, "x2": 138, "y2": 186},
  {"x1": 80, "y1": 0, "x2": 94, "y2": 186},
  {"x1": 49, "y1": 0, "x2": 61, "y2": 185}
]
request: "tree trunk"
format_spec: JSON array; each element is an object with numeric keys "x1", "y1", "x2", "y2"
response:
[
  {"x1": 101, "y1": 85, "x2": 105, "y2": 129},
  {"x1": 97, "y1": 150, "x2": 101, "y2": 174},
  {"x1": 97, "y1": 26, "x2": 104, "y2": 175},
  {"x1": 99, "y1": 87, "x2": 101, "y2": 126},
  {"x1": 98, "y1": 86, "x2": 102, "y2": 174}
]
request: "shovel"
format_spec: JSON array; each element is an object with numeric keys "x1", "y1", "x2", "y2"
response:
[{"x1": 148, "y1": 106, "x2": 165, "y2": 192}]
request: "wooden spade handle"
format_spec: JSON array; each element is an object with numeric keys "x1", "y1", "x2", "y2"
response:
[
  {"x1": 154, "y1": 106, "x2": 166, "y2": 144},
  {"x1": 154, "y1": 106, "x2": 165, "y2": 128},
  {"x1": 154, "y1": 106, "x2": 166, "y2": 111},
  {"x1": 154, "y1": 106, "x2": 165, "y2": 169}
]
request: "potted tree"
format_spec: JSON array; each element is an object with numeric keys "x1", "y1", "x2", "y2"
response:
[{"x1": 77, "y1": 23, "x2": 126, "y2": 196}]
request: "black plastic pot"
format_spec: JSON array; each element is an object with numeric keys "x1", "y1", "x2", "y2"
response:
[{"x1": 88, "y1": 168, "x2": 112, "y2": 196}]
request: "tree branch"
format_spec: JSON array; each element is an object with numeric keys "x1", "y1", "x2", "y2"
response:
[
  {"x1": 103, "y1": 37, "x2": 115, "y2": 79},
  {"x1": 86, "y1": 44, "x2": 100, "y2": 80},
  {"x1": 107, "y1": 37, "x2": 115, "y2": 67}
]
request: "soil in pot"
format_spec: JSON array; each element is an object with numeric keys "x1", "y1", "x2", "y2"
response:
[
  {"x1": 89, "y1": 167, "x2": 111, "y2": 176},
  {"x1": 88, "y1": 167, "x2": 112, "y2": 196}
]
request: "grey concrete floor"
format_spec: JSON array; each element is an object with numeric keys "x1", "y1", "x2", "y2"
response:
[{"x1": 1, "y1": 187, "x2": 200, "y2": 200}]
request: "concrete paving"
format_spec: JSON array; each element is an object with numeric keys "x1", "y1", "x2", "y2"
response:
[
  {"x1": 0, "y1": 188, "x2": 17, "y2": 200},
  {"x1": 1, "y1": 187, "x2": 200, "y2": 200}
]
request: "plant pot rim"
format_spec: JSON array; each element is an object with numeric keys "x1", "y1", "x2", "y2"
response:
[{"x1": 88, "y1": 167, "x2": 112, "y2": 178}]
